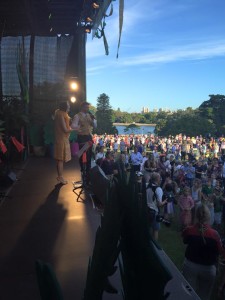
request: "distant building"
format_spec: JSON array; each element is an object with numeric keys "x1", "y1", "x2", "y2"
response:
[
  {"x1": 158, "y1": 108, "x2": 170, "y2": 112},
  {"x1": 142, "y1": 107, "x2": 149, "y2": 113}
]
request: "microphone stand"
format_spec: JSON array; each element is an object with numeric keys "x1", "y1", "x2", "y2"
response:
[{"x1": 72, "y1": 147, "x2": 91, "y2": 202}]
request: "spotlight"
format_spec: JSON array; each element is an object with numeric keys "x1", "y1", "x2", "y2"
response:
[
  {"x1": 85, "y1": 25, "x2": 92, "y2": 33},
  {"x1": 69, "y1": 80, "x2": 78, "y2": 91},
  {"x1": 92, "y1": 2, "x2": 99, "y2": 9},
  {"x1": 70, "y1": 96, "x2": 76, "y2": 103}
]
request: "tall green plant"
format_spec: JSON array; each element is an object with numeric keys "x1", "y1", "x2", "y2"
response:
[
  {"x1": 0, "y1": 98, "x2": 29, "y2": 137},
  {"x1": 96, "y1": 93, "x2": 116, "y2": 134},
  {"x1": 83, "y1": 169, "x2": 172, "y2": 299},
  {"x1": 83, "y1": 180, "x2": 121, "y2": 299}
]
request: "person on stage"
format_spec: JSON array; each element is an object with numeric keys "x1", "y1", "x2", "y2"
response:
[
  {"x1": 54, "y1": 101, "x2": 75, "y2": 185},
  {"x1": 71, "y1": 102, "x2": 97, "y2": 184}
]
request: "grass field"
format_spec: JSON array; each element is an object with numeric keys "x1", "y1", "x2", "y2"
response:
[{"x1": 158, "y1": 216, "x2": 185, "y2": 270}]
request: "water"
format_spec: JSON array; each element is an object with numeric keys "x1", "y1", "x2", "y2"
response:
[{"x1": 114, "y1": 124, "x2": 155, "y2": 135}]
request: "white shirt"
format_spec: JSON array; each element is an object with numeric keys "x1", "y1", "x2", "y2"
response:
[
  {"x1": 71, "y1": 112, "x2": 97, "y2": 130},
  {"x1": 146, "y1": 184, "x2": 163, "y2": 213},
  {"x1": 95, "y1": 152, "x2": 105, "y2": 161},
  {"x1": 130, "y1": 151, "x2": 143, "y2": 166},
  {"x1": 141, "y1": 156, "x2": 148, "y2": 171}
]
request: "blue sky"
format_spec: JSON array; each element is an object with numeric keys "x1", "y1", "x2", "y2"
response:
[{"x1": 86, "y1": 0, "x2": 225, "y2": 113}]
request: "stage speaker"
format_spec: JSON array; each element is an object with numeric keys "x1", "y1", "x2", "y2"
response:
[
  {"x1": 89, "y1": 165, "x2": 110, "y2": 205},
  {"x1": 152, "y1": 242, "x2": 201, "y2": 299}
]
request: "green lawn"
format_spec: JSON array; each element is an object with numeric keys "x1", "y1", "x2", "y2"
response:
[{"x1": 158, "y1": 219, "x2": 185, "y2": 270}]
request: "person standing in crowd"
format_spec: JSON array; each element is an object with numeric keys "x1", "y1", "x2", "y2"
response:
[
  {"x1": 101, "y1": 151, "x2": 118, "y2": 178},
  {"x1": 113, "y1": 139, "x2": 119, "y2": 153},
  {"x1": 71, "y1": 102, "x2": 97, "y2": 184},
  {"x1": 157, "y1": 155, "x2": 167, "y2": 178},
  {"x1": 162, "y1": 182, "x2": 175, "y2": 222},
  {"x1": 221, "y1": 159, "x2": 225, "y2": 190},
  {"x1": 181, "y1": 141, "x2": 187, "y2": 160},
  {"x1": 54, "y1": 101, "x2": 75, "y2": 185},
  {"x1": 221, "y1": 140, "x2": 225, "y2": 155},
  {"x1": 191, "y1": 179, "x2": 202, "y2": 222},
  {"x1": 120, "y1": 138, "x2": 126, "y2": 153},
  {"x1": 130, "y1": 146, "x2": 143, "y2": 172},
  {"x1": 202, "y1": 178, "x2": 214, "y2": 225},
  {"x1": 183, "y1": 162, "x2": 195, "y2": 187},
  {"x1": 140, "y1": 151, "x2": 148, "y2": 172},
  {"x1": 152, "y1": 146, "x2": 160, "y2": 162},
  {"x1": 146, "y1": 172, "x2": 167, "y2": 240},
  {"x1": 95, "y1": 146, "x2": 105, "y2": 165},
  {"x1": 115, "y1": 153, "x2": 127, "y2": 179},
  {"x1": 182, "y1": 204, "x2": 225, "y2": 300},
  {"x1": 195, "y1": 160, "x2": 205, "y2": 180},
  {"x1": 212, "y1": 185, "x2": 225, "y2": 233},
  {"x1": 178, "y1": 186, "x2": 194, "y2": 229},
  {"x1": 143, "y1": 153, "x2": 157, "y2": 182}
]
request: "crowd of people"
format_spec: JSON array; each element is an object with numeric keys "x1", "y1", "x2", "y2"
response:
[
  {"x1": 92, "y1": 133, "x2": 225, "y2": 300},
  {"x1": 53, "y1": 101, "x2": 225, "y2": 300}
]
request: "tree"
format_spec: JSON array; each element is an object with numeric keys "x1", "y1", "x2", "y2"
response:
[
  {"x1": 155, "y1": 108, "x2": 216, "y2": 136},
  {"x1": 199, "y1": 94, "x2": 225, "y2": 135},
  {"x1": 96, "y1": 93, "x2": 116, "y2": 134}
]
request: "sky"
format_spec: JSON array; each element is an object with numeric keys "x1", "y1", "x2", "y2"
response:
[{"x1": 85, "y1": 0, "x2": 225, "y2": 113}]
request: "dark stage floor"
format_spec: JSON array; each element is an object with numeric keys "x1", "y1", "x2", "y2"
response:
[{"x1": 0, "y1": 156, "x2": 121, "y2": 300}]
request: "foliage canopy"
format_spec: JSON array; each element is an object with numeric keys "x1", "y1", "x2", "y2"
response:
[{"x1": 91, "y1": 94, "x2": 225, "y2": 136}]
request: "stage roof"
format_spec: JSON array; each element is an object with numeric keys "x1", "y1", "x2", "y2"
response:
[{"x1": 0, "y1": 0, "x2": 109, "y2": 37}]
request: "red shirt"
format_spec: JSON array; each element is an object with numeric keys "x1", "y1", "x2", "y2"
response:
[{"x1": 182, "y1": 223, "x2": 225, "y2": 265}]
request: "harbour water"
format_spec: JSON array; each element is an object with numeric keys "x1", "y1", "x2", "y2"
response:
[{"x1": 113, "y1": 123, "x2": 155, "y2": 135}]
